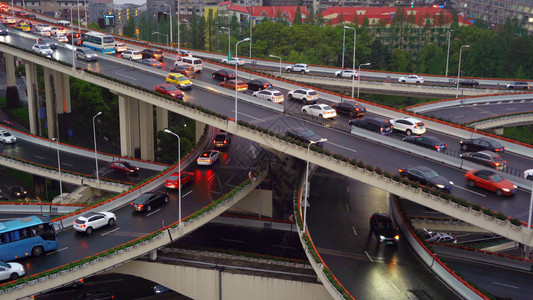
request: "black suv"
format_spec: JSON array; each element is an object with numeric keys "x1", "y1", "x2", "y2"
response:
[
  {"x1": 285, "y1": 127, "x2": 324, "y2": 146},
  {"x1": 460, "y1": 137, "x2": 505, "y2": 153},
  {"x1": 141, "y1": 48, "x2": 165, "y2": 61},
  {"x1": 370, "y1": 213, "x2": 399, "y2": 245},
  {"x1": 214, "y1": 132, "x2": 231, "y2": 148},
  {"x1": 403, "y1": 135, "x2": 447, "y2": 152},
  {"x1": 349, "y1": 117, "x2": 392, "y2": 135},
  {"x1": 332, "y1": 101, "x2": 366, "y2": 118},
  {"x1": 130, "y1": 192, "x2": 169, "y2": 212}
]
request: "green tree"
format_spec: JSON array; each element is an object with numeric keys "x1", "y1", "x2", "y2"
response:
[
  {"x1": 389, "y1": 48, "x2": 410, "y2": 72},
  {"x1": 293, "y1": 6, "x2": 302, "y2": 25},
  {"x1": 122, "y1": 15, "x2": 136, "y2": 38}
]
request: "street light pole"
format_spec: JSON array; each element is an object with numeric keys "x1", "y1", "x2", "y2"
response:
[
  {"x1": 221, "y1": 26, "x2": 230, "y2": 59},
  {"x1": 456, "y1": 44, "x2": 470, "y2": 98},
  {"x1": 269, "y1": 54, "x2": 281, "y2": 77},
  {"x1": 249, "y1": 15, "x2": 252, "y2": 58},
  {"x1": 52, "y1": 138, "x2": 63, "y2": 203},
  {"x1": 445, "y1": 28, "x2": 453, "y2": 77},
  {"x1": 153, "y1": 31, "x2": 169, "y2": 46},
  {"x1": 164, "y1": 3, "x2": 172, "y2": 48},
  {"x1": 303, "y1": 138, "x2": 327, "y2": 232},
  {"x1": 357, "y1": 62, "x2": 371, "y2": 98},
  {"x1": 92, "y1": 111, "x2": 102, "y2": 181},
  {"x1": 177, "y1": 0, "x2": 180, "y2": 52},
  {"x1": 234, "y1": 38, "x2": 250, "y2": 122},
  {"x1": 77, "y1": 0, "x2": 80, "y2": 33},
  {"x1": 70, "y1": 4, "x2": 82, "y2": 69},
  {"x1": 343, "y1": 26, "x2": 356, "y2": 98},
  {"x1": 342, "y1": 26, "x2": 346, "y2": 69},
  {"x1": 164, "y1": 129, "x2": 182, "y2": 226}
]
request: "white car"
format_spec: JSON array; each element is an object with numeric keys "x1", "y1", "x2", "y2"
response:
[
  {"x1": 287, "y1": 88, "x2": 318, "y2": 104},
  {"x1": 49, "y1": 27, "x2": 66, "y2": 36},
  {"x1": 0, "y1": 261, "x2": 25, "y2": 281},
  {"x1": 0, "y1": 130, "x2": 16, "y2": 143},
  {"x1": 524, "y1": 169, "x2": 533, "y2": 180},
  {"x1": 54, "y1": 35, "x2": 68, "y2": 43},
  {"x1": 252, "y1": 90, "x2": 285, "y2": 103},
  {"x1": 302, "y1": 104, "x2": 337, "y2": 119},
  {"x1": 73, "y1": 212, "x2": 116, "y2": 235},
  {"x1": 177, "y1": 49, "x2": 192, "y2": 57},
  {"x1": 197, "y1": 150, "x2": 220, "y2": 166},
  {"x1": 398, "y1": 74, "x2": 424, "y2": 84},
  {"x1": 35, "y1": 28, "x2": 51, "y2": 37},
  {"x1": 424, "y1": 229, "x2": 456, "y2": 243},
  {"x1": 390, "y1": 117, "x2": 426, "y2": 136},
  {"x1": 32, "y1": 44, "x2": 53, "y2": 57},
  {"x1": 221, "y1": 57, "x2": 245, "y2": 66},
  {"x1": 285, "y1": 63, "x2": 310, "y2": 73},
  {"x1": 122, "y1": 50, "x2": 142, "y2": 61},
  {"x1": 335, "y1": 69, "x2": 358, "y2": 78},
  {"x1": 114, "y1": 43, "x2": 127, "y2": 53},
  {"x1": 35, "y1": 24, "x2": 52, "y2": 32}
]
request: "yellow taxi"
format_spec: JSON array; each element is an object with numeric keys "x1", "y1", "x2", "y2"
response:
[
  {"x1": 166, "y1": 73, "x2": 192, "y2": 90},
  {"x1": 15, "y1": 23, "x2": 30, "y2": 32}
]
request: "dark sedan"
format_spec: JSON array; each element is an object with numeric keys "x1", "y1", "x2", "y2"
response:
[
  {"x1": 460, "y1": 137, "x2": 505, "y2": 153},
  {"x1": 212, "y1": 69, "x2": 236, "y2": 81},
  {"x1": 370, "y1": 213, "x2": 399, "y2": 245},
  {"x1": 9, "y1": 185, "x2": 28, "y2": 198},
  {"x1": 285, "y1": 127, "x2": 325, "y2": 146},
  {"x1": 247, "y1": 78, "x2": 273, "y2": 91},
  {"x1": 460, "y1": 151, "x2": 506, "y2": 170},
  {"x1": 154, "y1": 84, "x2": 184, "y2": 99},
  {"x1": 170, "y1": 65, "x2": 196, "y2": 77},
  {"x1": 332, "y1": 101, "x2": 366, "y2": 118},
  {"x1": 130, "y1": 192, "x2": 169, "y2": 212},
  {"x1": 139, "y1": 58, "x2": 163, "y2": 69},
  {"x1": 455, "y1": 79, "x2": 479, "y2": 87},
  {"x1": 403, "y1": 135, "x2": 447, "y2": 152},
  {"x1": 399, "y1": 165, "x2": 453, "y2": 192}
]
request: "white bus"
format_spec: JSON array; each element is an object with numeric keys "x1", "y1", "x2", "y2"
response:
[{"x1": 82, "y1": 31, "x2": 115, "y2": 54}]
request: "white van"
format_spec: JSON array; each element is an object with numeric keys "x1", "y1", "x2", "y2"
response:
[
  {"x1": 174, "y1": 56, "x2": 203, "y2": 72},
  {"x1": 57, "y1": 20, "x2": 70, "y2": 27}
]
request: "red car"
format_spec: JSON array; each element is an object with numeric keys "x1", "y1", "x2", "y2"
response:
[
  {"x1": 155, "y1": 84, "x2": 184, "y2": 99},
  {"x1": 465, "y1": 169, "x2": 517, "y2": 196},
  {"x1": 170, "y1": 65, "x2": 196, "y2": 77},
  {"x1": 110, "y1": 161, "x2": 139, "y2": 175},
  {"x1": 164, "y1": 172, "x2": 194, "y2": 189}
]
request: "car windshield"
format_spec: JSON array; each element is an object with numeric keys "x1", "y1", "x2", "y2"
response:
[
  {"x1": 376, "y1": 219, "x2": 394, "y2": 230},
  {"x1": 309, "y1": 91, "x2": 317, "y2": 95},
  {"x1": 0, "y1": 261, "x2": 9, "y2": 268},
  {"x1": 122, "y1": 162, "x2": 134, "y2": 168},
  {"x1": 103, "y1": 36, "x2": 114, "y2": 43},
  {"x1": 215, "y1": 134, "x2": 226, "y2": 141},
  {"x1": 85, "y1": 49, "x2": 94, "y2": 54},
  {"x1": 166, "y1": 85, "x2": 178, "y2": 91},
  {"x1": 41, "y1": 46, "x2": 51, "y2": 50},
  {"x1": 489, "y1": 141, "x2": 502, "y2": 148},
  {"x1": 273, "y1": 92, "x2": 282, "y2": 96},
  {"x1": 2, "y1": 132, "x2": 10, "y2": 137},
  {"x1": 422, "y1": 169, "x2": 439, "y2": 179},
  {"x1": 301, "y1": 129, "x2": 316, "y2": 138},
  {"x1": 490, "y1": 174, "x2": 503, "y2": 182},
  {"x1": 132, "y1": 51, "x2": 140, "y2": 55},
  {"x1": 168, "y1": 175, "x2": 178, "y2": 181}
]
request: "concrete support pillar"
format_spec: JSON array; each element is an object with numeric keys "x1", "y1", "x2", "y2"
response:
[
  {"x1": 139, "y1": 101, "x2": 154, "y2": 161},
  {"x1": 195, "y1": 120, "x2": 205, "y2": 143},
  {"x1": 156, "y1": 106, "x2": 168, "y2": 132},
  {"x1": 5, "y1": 53, "x2": 16, "y2": 87},
  {"x1": 53, "y1": 71, "x2": 64, "y2": 114},
  {"x1": 148, "y1": 250, "x2": 157, "y2": 261},
  {"x1": 118, "y1": 95, "x2": 137, "y2": 157},
  {"x1": 43, "y1": 68, "x2": 57, "y2": 139},
  {"x1": 61, "y1": 72, "x2": 71, "y2": 113},
  {"x1": 25, "y1": 62, "x2": 40, "y2": 135}
]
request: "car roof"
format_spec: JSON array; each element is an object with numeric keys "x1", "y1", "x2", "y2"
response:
[
  {"x1": 473, "y1": 169, "x2": 497, "y2": 176},
  {"x1": 408, "y1": 165, "x2": 433, "y2": 172},
  {"x1": 372, "y1": 212, "x2": 391, "y2": 220}
]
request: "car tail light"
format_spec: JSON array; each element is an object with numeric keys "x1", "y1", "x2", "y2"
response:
[
  {"x1": 81, "y1": 224, "x2": 85, "y2": 228},
  {"x1": 130, "y1": 202, "x2": 134, "y2": 205},
  {"x1": 495, "y1": 148, "x2": 501, "y2": 152},
  {"x1": 224, "y1": 140, "x2": 227, "y2": 144},
  {"x1": 138, "y1": 205, "x2": 143, "y2": 208},
  {"x1": 399, "y1": 169, "x2": 403, "y2": 173},
  {"x1": 435, "y1": 145, "x2": 440, "y2": 149},
  {"x1": 414, "y1": 124, "x2": 418, "y2": 128},
  {"x1": 206, "y1": 159, "x2": 211, "y2": 163},
  {"x1": 495, "y1": 162, "x2": 500, "y2": 166},
  {"x1": 213, "y1": 140, "x2": 216, "y2": 144}
]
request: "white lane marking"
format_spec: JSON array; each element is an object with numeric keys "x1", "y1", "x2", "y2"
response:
[
  {"x1": 364, "y1": 251, "x2": 374, "y2": 262},
  {"x1": 492, "y1": 282, "x2": 519, "y2": 289},
  {"x1": 506, "y1": 107, "x2": 517, "y2": 111},
  {"x1": 220, "y1": 238, "x2": 244, "y2": 243},
  {"x1": 452, "y1": 185, "x2": 487, "y2": 197},
  {"x1": 115, "y1": 72, "x2": 137, "y2": 80},
  {"x1": 146, "y1": 208, "x2": 161, "y2": 217},
  {"x1": 101, "y1": 227, "x2": 120, "y2": 236},
  {"x1": 35, "y1": 156, "x2": 45, "y2": 160},
  {"x1": 389, "y1": 282, "x2": 401, "y2": 293},
  {"x1": 352, "y1": 226, "x2": 358, "y2": 236},
  {"x1": 226, "y1": 158, "x2": 231, "y2": 164},
  {"x1": 480, "y1": 111, "x2": 490, "y2": 114},
  {"x1": 208, "y1": 174, "x2": 216, "y2": 181},
  {"x1": 46, "y1": 247, "x2": 68, "y2": 255},
  {"x1": 182, "y1": 191, "x2": 192, "y2": 197},
  {"x1": 233, "y1": 111, "x2": 261, "y2": 121},
  {"x1": 453, "y1": 115, "x2": 464, "y2": 119},
  {"x1": 62, "y1": 163, "x2": 73, "y2": 167},
  {"x1": 328, "y1": 141, "x2": 357, "y2": 153},
  {"x1": 273, "y1": 245, "x2": 296, "y2": 249}
]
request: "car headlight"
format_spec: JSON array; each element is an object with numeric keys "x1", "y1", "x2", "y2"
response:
[
  {"x1": 395, "y1": 235, "x2": 400, "y2": 240},
  {"x1": 513, "y1": 185, "x2": 517, "y2": 189},
  {"x1": 379, "y1": 235, "x2": 385, "y2": 241},
  {"x1": 502, "y1": 188, "x2": 510, "y2": 192},
  {"x1": 436, "y1": 184, "x2": 445, "y2": 188},
  {"x1": 449, "y1": 181, "x2": 454, "y2": 185}
]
